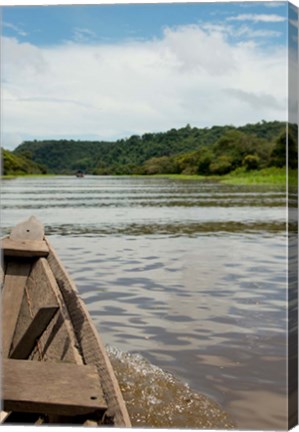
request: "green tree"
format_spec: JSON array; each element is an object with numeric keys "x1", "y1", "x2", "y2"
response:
[
  {"x1": 209, "y1": 155, "x2": 233, "y2": 175},
  {"x1": 197, "y1": 148, "x2": 213, "y2": 175},
  {"x1": 271, "y1": 130, "x2": 287, "y2": 167},
  {"x1": 242, "y1": 154, "x2": 260, "y2": 171},
  {"x1": 143, "y1": 156, "x2": 179, "y2": 174}
]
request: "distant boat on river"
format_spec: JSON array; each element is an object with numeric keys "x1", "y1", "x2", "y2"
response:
[{"x1": 76, "y1": 170, "x2": 85, "y2": 177}]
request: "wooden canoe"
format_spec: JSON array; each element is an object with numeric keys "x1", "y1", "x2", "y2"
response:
[{"x1": 1, "y1": 216, "x2": 131, "y2": 426}]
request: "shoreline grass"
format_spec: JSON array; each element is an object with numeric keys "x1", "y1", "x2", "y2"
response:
[
  {"x1": 1, "y1": 173, "x2": 57, "y2": 179},
  {"x1": 1, "y1": 175, "x2": 17, "y2": 180},
  {"x1": 221, "y1": 167, "x2": 289, "y2": 186},
  {"x1": 153, "y1": 167, "x2": 292, "y2": 186},
  {"x1": 147, "y1": 173, "x2": 207, "y2": 181}
]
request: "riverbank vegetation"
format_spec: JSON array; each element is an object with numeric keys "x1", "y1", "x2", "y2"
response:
[
  {"x1": 152, "y1": 167, "x2": 293, "y2": 186},
  {"x1": 221, "y1": 167, "x2": 291, "y2": 185},
  {"x1": 1, "y1": 149, "x2": 47, "y2": 176},
  {"x1": 2, "y1": 121, "x2": 297, "y2": 183}
]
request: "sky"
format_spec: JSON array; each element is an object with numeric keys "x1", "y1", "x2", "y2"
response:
[{"x1": 1, "y1": 1, "x2": 298, "y2": 149}]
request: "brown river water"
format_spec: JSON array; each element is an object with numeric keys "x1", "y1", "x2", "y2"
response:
[{"x1": 1, "y1": 175, "x2": 289, "y2": 429}]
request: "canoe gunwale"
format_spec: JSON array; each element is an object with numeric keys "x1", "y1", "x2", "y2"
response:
[{"x1": 45, "y1": 239, "x2": 131, "y2": 427}]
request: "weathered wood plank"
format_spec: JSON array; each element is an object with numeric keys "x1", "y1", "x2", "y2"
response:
[
  {"x1": 2, "y1": 262, "x2": 31, "y2": 357},
  {"x1": 11, "y1": 258, "x2": 82, "y2": 363},
  {"x1": 2, "y1": 238, "x2": 49, "y2": 257},
  {"x1": 3, "y1": 359, "x2": 107, "y2": 416},
  {"x1": 46, "y1": 241, "x2": 131, "y2": 427},
  {"x1": 37, "y1": 258, "x2": 83, "y2": 363},
  {"x1": 10, "y1": 216, "x2": 44, "y2": 241},
  {"x1": 0, "y1": 262, "x2": 4, "y2": 287},
  {"x1": 10, "y1": 306, "x2": 59, "y2": 359}
]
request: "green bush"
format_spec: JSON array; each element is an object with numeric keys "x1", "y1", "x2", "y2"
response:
[
  {"x1": 242, "y1": 154, "x2": 260, "y2": 171},
  {"x1": 143, "y1": 156, "x2": 179, "y2": 174},
  {"x1": 209, "y1": 155, "x2": 233, "y2": 175}
]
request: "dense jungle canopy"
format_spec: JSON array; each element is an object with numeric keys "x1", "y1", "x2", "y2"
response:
[{"x1": 2, "y1": 121, "x2": 297, "y2": 176}]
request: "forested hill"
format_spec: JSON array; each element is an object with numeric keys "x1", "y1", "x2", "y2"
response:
[
  {"x1": 1, "y1": 149, "x2": 47, "y2": 176},
  {"x1": 12, "y1": 120, "x2": 294, "y2": 175}
]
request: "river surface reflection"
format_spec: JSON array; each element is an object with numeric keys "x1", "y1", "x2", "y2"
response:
[{"x1": 1, "y1": 175, "x2": 288, "y2": 429}]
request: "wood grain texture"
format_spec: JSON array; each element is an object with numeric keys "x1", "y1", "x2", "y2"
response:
[
  {"x1": 10, "y1": 307, "x2": 59, "y2": 359},
  {"x1": 3, "y1": 359, "x2": 107, "y2": 416},
  {"x1": 46, "y1": 240, "x2": 131, "y2": 427},
  {"x1": 11, "y1": 258, "x2": 81, "y2": 363},
  {"x1": 10, "y1": 216, "x2": 44, "y2": 241},
  {"x1": 2, "y1": 238, "x2": 49, "y2": 257},
  {"x1": 2, "y1": 262, "x2": 31, "y2": 357},
  {"x1": 36, "y1": 258, "x2": 83, "y2": 363}
]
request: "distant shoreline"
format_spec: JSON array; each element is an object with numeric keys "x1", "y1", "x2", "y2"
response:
[{"x1": 2, "y1": 167, "x2": 295, "y2": 187}]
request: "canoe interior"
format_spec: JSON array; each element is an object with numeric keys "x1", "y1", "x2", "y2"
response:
[{"x1": 1, "y1": 217, "x2": 131, "y2": 427}]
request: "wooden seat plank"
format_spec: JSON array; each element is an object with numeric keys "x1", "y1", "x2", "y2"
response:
[
  {"x1": 2, "y1": 238, "x2": 49, "y2": 257},
  {"x1": 3, "y1": 359, "x2": 107, "y2": 416},
  {"x1": 2, "y1": 262, "x2": 31, "y2": 357},
  {"x1": 10, "y1": 306, "x2": 59, "y2": 359}
]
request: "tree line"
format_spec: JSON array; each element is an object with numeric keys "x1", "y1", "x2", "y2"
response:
[{"x1": 3, "y1": 120, "x2": 297, "y2": 176}]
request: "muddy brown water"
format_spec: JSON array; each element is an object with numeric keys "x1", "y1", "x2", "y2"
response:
[{"x1": 1, "y1": 175, "x2": 288, "y2": 429}]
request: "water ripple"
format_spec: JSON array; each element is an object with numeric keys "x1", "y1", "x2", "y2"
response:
[{"x1": 0, "y1": 176, "x2": 288, "y2": 429}]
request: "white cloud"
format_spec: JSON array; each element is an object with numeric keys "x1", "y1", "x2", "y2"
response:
[
  {"x1": 73, "y1": 27, "x2": 97, "y2": 43},
  {"x1": 2, "y1": 36, "x2": 47, "y2": 80},
  {"x1": 233, "y1": 25, "x2": 282, "y2": 38},
  {"x1": 239, "y1": 1, "x2": 286, "y2": 8},
  {"x1": 201, "y1": 22, "x2": 282, "y2": 39},
  {"x1": 1, "y1": 24, "x2": 287, "y2": 150},
  {"x1": 3, "y1": 22, "x2": 28, "y2": 37},
  {"x1": 263, "y1": 2, "x2": 287, "y2": 7},
  {"x1": 223, "y1": 88, "x2": 282, "y2": 110},
  {"x1": 161, "y1": 25, "x2": 236, "y2": 75},
  {"x1": 227, "y1": 14, "x2": 286, "y2": 23}
]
